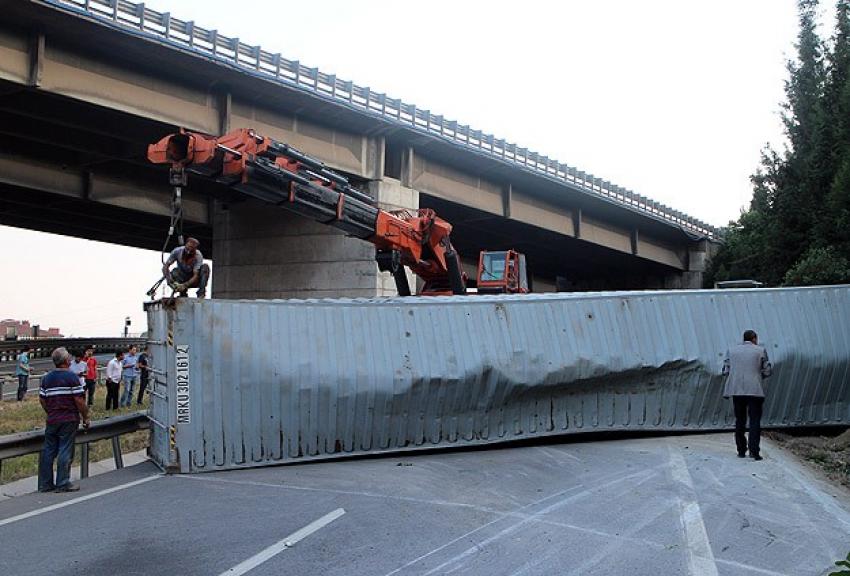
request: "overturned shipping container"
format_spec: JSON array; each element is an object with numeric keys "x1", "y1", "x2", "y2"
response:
[{"x1": 145, "y1": 286, "x2": 850, "y2": 473}]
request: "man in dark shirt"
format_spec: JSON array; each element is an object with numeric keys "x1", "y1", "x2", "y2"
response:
[
  {"x1": 161, "y1": 237, "x2": 210, "y2": 298},
  {"x1": 38, "y1": 347, "x2": 90, "y2": 492},
  {"x1": 137, "y1": 346, "x2": 151, "y2": 405}
]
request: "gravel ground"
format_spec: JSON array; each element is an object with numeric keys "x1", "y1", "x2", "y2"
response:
[{"x1": 767, "y1": 427, "x2": 850, "y2": 491}]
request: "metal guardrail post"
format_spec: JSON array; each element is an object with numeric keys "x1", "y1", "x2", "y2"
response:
[
  {"x1": 80, "y1": 443, "x2": 89, "y2": 478},
  {"x1": 112, "y1": 437, "x2": 124, "y2": 469}
]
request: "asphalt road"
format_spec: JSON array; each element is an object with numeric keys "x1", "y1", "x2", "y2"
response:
[{"x1": 1, "y1": 433, "x2": 848, "y2": 576}]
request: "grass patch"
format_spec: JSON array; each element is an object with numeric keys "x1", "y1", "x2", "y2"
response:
[{"x1": 0, "y1": 385, "x2": 151, "y2": 484}]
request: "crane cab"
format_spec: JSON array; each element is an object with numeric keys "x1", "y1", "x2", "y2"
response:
[{"x1": 476, "y1": 250, "x2": 529, "y2": 294}]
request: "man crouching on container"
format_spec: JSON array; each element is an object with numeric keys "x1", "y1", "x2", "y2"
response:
[
  {"x1": 38, "y1": 347, "x2": 90, "y2": 493},
  {"x1": 162, "y1": 237, "x2": 210, "y2": 299}
]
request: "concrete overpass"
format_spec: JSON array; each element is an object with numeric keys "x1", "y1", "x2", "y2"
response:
[{"x1": 0, "y1": 0, "x2": 719, "y2": 298}]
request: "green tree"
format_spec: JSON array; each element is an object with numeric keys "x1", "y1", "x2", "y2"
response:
[
  {"x1": 783, "y1": 246, "x2": 850, "y2": 285},
  {"x1": 706, "y1": 0, "x2": 850, "y2": 287},
  {"x1": 823, "y1": 0, "x2": 850, "y2": 254}
]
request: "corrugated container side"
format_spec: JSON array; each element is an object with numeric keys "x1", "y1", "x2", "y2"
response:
[{"x1": 147, "y1": 286, "x2": 850, "y2": 473}]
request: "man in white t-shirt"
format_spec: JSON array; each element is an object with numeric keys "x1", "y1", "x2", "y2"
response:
[
  {"x1": 69, "y1": 351, "x2": 88, "y2": 388},
  {"x1": 105, "y1": 350, "x2": 124, "y2": 411}
]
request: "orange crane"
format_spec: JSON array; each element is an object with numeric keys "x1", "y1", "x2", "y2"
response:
[{"x1": 148, "y1": 128, "x2": 529, "y2": 296}]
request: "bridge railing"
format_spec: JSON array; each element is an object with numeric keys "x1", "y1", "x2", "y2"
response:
[
  {"x1": 45, "y1": 0, "x2": 719, "y2": 240},
  {"x1": 0, "y1": 337, "x2": 145, "y2": 363},
  {"x1": 0, "y1": 411, "x2": 149, "y2": 481}
]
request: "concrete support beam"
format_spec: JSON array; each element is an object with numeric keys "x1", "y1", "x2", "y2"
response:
[
  {"x1": 0, "y1": 26, "x2": 29, "y2": 84},
  {"x1": 411, "y1": 154, "x2": 502, "y2": 215},
  {"x1": 502, "y1": 182, "x2": 512, "y2": 219},
  {"x1": 0, "y1": 153, "x2": 209, "y2": 223},
  {"x1": 28, "y1": 31, "x2": 44, "y2": 87},
  {"x1": 217, "y1": 89, "x2": 231, "y2": 135},
  {"x1": 365, "y1": 136, "x2": 385, "y2": 181},
  {"x1": 510, "y1": 191, "x2": 574, "y2": 236},
  {"x1": 630, "y1": 228, "x2": 639, "y2": 255},
  {"x1": 573, "y1": 208, "x2": 582, "y2": 239},
  {"x1": 400, "y1": 147, "x2": 414, "y2": 188},
  {"x1": 231, "y1": 99, "x2": 370, "y2": 176}
]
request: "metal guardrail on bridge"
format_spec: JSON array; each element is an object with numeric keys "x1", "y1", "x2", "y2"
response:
[
  {"x1": 0, "y1": 412, "x2": 149, "y2": 480},
  {"x1": 42, "y1": 0, "x2": 719, "y2": 240},
  {"x1": 0, "y1": 337, "x2": 145, "y2": 362}
]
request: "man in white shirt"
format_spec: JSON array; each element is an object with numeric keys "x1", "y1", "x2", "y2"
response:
[
  {"x1": 69, "y1": 351, "x2": 88, "y2": 387},
  {"x1": 105, "y1": 350, "x2": 124, "y2": 410}
]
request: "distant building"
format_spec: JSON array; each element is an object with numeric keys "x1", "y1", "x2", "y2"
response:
[{"x1": 0, "y1": 319, "x2": 63, "y2": 340}]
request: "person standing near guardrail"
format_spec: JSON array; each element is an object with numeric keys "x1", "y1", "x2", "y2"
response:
[
  {"x1": 119, "y1": 345, "x2": 139, "y2": 408},
  {"x1": 15, "y1": 344, "x2": 31, "y2": 401},
  {"x1": 105, "y1": 350, "x2": 123, "y2": 410},
  {"x1": 70, "y1": 350, "x2": 87, "y2": 392},
  {"x1": 38, "y1": 346, "x2": 90, "y2": 493},
  {"x1": 84, "y1": 347, "x2": 98, "y2": 406},
  {"x1": 722, "y1": 329, "x2": 773, "y2": 460},
  {"x1": 136, "y1": 345, "x2": 151, "y2": 405}
]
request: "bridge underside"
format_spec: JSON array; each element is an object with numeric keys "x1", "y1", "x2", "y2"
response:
[{"x1": 0, "y1": 3, "x2": 712, "y2": 296}]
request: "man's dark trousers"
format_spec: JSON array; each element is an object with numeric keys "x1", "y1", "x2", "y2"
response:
[
  {"x1": 137, "y1": 372, "x2": 148, "y2": 405},
  {"x1": 105, "y1": 379, "x2": 119, "y2": 410},
  {"x1": 85, "y1": 379, "x2": 96, "y2": 406},
  {"x1": 16, "y1": 375, "x2": 28, "y2": 401},
  {"x1": 38, "y1": 421, "x2": 77, "y2": 491},
  {"x1": 733, "y1": 395, "x2": 764, "y2": 456}
]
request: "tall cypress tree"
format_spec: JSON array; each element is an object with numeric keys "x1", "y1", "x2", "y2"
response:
[
  {"x1": 704, "y1": 0, "x2": 850, "y2": 287},
  {"x1": 823, "y1": 0, "x2": 850, "y2": 254},
  {"x1": 772, "y1": 0, "x2": 828, "y2": 272}
]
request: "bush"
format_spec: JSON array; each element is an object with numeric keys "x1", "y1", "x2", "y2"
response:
[{"x1": 783, "y1": 246, "x2": 850, "y2": 286}]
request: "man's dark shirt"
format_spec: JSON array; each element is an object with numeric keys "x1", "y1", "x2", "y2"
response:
[
  {"x1": 138, "y1": 352, "x2": 149, "y2": 377},
  {"x1": 39, "y1": 369, "x2": 85, "y2": 425}
]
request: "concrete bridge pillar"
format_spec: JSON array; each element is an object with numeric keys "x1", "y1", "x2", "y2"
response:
[
  {"x1": 210, "y1": 177, "x2": 419, "y2": 300},
  {"x1": 663, "y1": 239, "x2": 720, "y2": 289}
]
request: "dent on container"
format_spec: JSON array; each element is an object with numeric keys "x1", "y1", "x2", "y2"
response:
[{"x1": 144, "y1": 285, "x2": 850, "y2": 473}]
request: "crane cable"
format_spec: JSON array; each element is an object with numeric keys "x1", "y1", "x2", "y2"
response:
[{"x1": 147, "y1": 167, "x2": 186, "y2": 298}]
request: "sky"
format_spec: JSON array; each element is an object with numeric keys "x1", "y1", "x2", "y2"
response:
[{"x1": 1, "y1": 0, "x2": 810, "y2": 335}]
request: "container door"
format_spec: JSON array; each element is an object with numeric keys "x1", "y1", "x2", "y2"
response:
[{"x1": 145, "y1": 304, "x2": 176, "y2": 471}]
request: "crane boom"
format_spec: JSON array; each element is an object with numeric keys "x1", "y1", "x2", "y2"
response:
[{"x1": 148, "y1": 128, "x2": 466, "y2": 296}]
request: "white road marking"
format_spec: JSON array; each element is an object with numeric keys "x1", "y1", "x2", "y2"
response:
[
  {"x1": 715, "y1": 558, "x2": 793, "y2": 576},
  {"x1": 0, "y1": 475, "x2": 161, "y2": 528},
  {"x1": 420, "y1": 468, "x2": 659, "y2": 576},
  {"x1": 217, "y1": 508, "x2": 345, "y2": 576},
  {"x1": 180, "y1": 474, "x2": 666, "y2": 550},
  {"x1": 668, "y1": 443, "x2": 719, "y2": 576}
]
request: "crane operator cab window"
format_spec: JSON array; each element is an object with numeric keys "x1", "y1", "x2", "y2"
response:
[{"x1": 480, "y1": 252, "x2": 507, "y2": 281}]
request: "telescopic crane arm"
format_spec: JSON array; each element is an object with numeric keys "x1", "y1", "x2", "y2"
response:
[{"x1": 148, "y1": 128, "x2": 467, "y2": 296}]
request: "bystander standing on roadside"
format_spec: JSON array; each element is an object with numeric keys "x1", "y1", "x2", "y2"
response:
[
  {"x1": 69, "y1": 351, "x2": 87, "y2": 390},
  {"x1": 37, "y1": 346, "x2": 90, "y2": 493},
  {"x1": 723, "y1": 329, "x2": 773, "y2": 460},
  {"x1": 105, "y1": 350, "x2": 123, "y2": 411},
  {"x1": 137, "y1": 345, "x2": 151, "y2": 405},
  {"x1": 15, "y1": 344, "x2": 31, "y2": 401},
  {"x1": 120, "y1": 345, "x2": 139, "y2": 408},
  {"x1": 84, "y1": 347, "x2": 98, "y2": 406}
]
